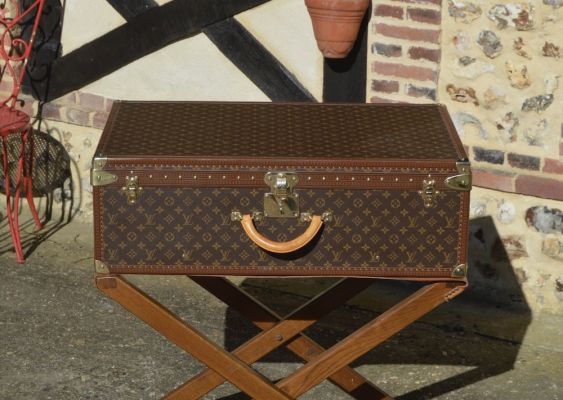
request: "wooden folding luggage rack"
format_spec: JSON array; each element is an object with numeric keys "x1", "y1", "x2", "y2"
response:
[{"x1": 93, "y1": 101, "x2": 470, "y2": 399}]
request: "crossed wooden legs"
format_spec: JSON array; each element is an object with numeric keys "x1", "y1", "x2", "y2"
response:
[{"x1": 96, "y1": 275, "x2": 466, "y2": 400}]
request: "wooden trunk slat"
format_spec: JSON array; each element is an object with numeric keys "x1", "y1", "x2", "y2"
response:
[{"x1": 276, "y1": 282, "x2": 465, "y2": 398}]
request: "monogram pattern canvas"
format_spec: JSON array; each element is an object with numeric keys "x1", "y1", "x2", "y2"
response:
[
  {"x1": 99, "y1": 102, "x2": 463, "y2": 161},
  {"x1": 99, "y1": 187, "x2": 464, "y2": 276}
]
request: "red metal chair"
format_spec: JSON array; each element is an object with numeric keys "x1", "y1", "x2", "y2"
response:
[{"x1": 1, "y1": 0, "x2": 45, "y2": 263}]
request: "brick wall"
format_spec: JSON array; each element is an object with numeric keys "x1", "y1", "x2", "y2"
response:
[{"x1": 368, "y1": 0, "x2": 442, "y2": 103}]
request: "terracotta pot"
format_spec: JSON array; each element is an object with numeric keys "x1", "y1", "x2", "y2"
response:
[{"x1": 305, "y1": 0, "x2": 370, "y2": 59}]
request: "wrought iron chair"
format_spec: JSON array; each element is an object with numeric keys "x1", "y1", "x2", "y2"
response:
[{"x1": 1, "y1": 0, "x2": 45, "y2": 263}]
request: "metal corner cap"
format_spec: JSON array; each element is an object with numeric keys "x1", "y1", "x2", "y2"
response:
[
  {"x1": 95, "y1": 260, "x2": 110, "y2": 274},
  {"x1": 451, "y1": 263, "x2": 467, "y2": 278}
]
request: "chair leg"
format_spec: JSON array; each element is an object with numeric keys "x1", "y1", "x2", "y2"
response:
[
  {"x1": 23, "y1": 128, "x2": 42, "y2": 230},
  {"x1": 2, "y1": 136, "x2": 24, "y2": 263}
]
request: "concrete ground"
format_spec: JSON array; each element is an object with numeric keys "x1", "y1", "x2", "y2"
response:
[{"x1": 1, "y1": 219, "x2": 562, "y2": 400}]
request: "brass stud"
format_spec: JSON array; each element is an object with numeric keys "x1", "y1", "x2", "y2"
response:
[
  {"x1": 336, "y1": 177, "x2": 340, "y2": 181},
  {"x1": 237, "y1": 176, "x2": 240, "y2": 180},
  {"x1": 193, "y1": 175, "x2": 197, "y2": 179},
  {"x1": 322, "y1": 177, "x2": 326, "y2": 181},
  {"x1": 395, "y1": 177, "x2": 399, "y2": 182},
  {"x1": 222, "y1": 175, "x2": 226, "y2": 179},
  {"x1": 307, "y1": 176, "x2": 311, "y2": 181},
  {"x1": 164, "y1": 175, "x2": 167, "y2": 179},
  {"x1": 380, "y1": 177, "x2": 384, "y2": 181},
  {"x1": 367, "y1": 177, "x2": 371, "y2": 181},
  {"x1": 149, "y1": 174, "x2": 153, "y2": 179},
  {"x1": 251, "y1": 176, "x2": 255, "y2": 180},
  {"x1": 351, "y1": 177, "x2": 355, "y2": 181},
  {"x1": 208, "y1": 175, "x2": 212, "y2": 179},
  {"x1": 409, "y1": 178, "x2": 413, "y2": 182},
  {"x1": 179, "y1": 175, "x2": 182, "y2": 179}
]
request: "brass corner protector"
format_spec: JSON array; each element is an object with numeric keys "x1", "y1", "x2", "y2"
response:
[
  {"x1": 451, "y1": 263, "x2": 468, "y2": 278},
  {"x1": 95, "y1": 260, "x2": 110, "y2": 274},
  {"x1": 91, "y1": 156, "x2": 118, "y2": 187},
  {"x1": 445, "y1": 161, "x2": 472, "y2": 191}
]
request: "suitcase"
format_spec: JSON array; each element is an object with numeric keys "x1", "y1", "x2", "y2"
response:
[{"x1": 92, "y1": 101, "x2": 471, "y2": 280}]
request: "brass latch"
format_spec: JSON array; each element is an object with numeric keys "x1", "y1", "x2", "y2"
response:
[
  {"x1": 419, "y1": 179, "x2": 439, "y2": 208},
  {"x1": 445, "y1": 161, "x2": 472, "y2": 191},
  {"x1": 264, "y1": 172, "x2": 299, "y2": 218},
  {"x1": 122, "y1": 176, "x2": 143, "y2": 205},
  {"x1": 90, "y1": 156, "x2": 117, "y2": 187}
]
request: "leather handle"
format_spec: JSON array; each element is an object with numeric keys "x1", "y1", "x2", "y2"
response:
[{"x1": 240, "y1": 214, "x2": 323, "y2": 254}]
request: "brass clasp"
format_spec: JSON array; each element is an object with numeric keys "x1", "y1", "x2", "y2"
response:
[
  {"x1": 122, "y1": 176, "x2": 143, "y2": 205},
  {"x1": 419, "y1": 179, "x2": 439, "y2": 208},
  {"x1": 264, "y1": 172, "x2": 300, "y2": 218}
]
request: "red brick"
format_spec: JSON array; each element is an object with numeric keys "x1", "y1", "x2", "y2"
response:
[
  {"x1": 407, "y1": 7, "x2": 441, "y2": 24},
  {"x1": 78, "y1": 92, "x2": 105, "y2": 111},
  {"x1": 41, "y1": 103, "x2": 61, "y2": 120},
  {"x1": 371, "y1": 79, "x2": 400, "y2": 93},
  {"x1": 515, "y1": 175, "x2": 563, "y2": 201},
  {"x1": 372, "y1": 42, "x2": 402, "y2": 57},
  {"x1": 507, "y1": 153, "x2": 540, "y2": 170},
  {"x1": 105, "y1": 98, "x2": 115, "y2": 112},
  {"x1": 543, "y1": 158, "x2": 563, "y2": 174},
  {"x1": 66, "y1": 108, "x2": 90, "y2": 126},
  {"x1": 93, "y1": 112, "x2": 110, "y2": 129},
  {"x1": 369, "y1": 96, "x2": 402, "y2": 103},
  {"x1": 374, "y1": 23, "x2": 440, "y2": 43},
  {"x1": 408, "y1": 46, "x2": 441, "y2": 62},
  {"x1": 374, "y1": 4, "x2": 404, "y2": 19},
  {"x1": 406, "y1": 84, "x2": 436, "y2": 100},
  {"x1": 472, "y1": 169, "x2": 514, "y2": 192},
  {"x1": 372, "y1": 61, "x2": 437, "y2": 81}
]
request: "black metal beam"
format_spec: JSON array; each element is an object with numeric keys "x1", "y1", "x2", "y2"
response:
[
  {"x1": 105, "y1": 0, "x2": 158, "y2": 21},
  {"x1": 44, "y1": 0, "x2": 269, "y2": 101},
  {"x1": 322, "y1": 5, "x2": 369, "y2": 103},
  {"x1": 204, "y1": 18, "x2": 315, "y2": 102}
]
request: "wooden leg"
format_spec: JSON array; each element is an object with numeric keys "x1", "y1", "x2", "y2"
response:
[
  {"x1": 166, "y1": 278, "x2": 391, "y2": 400},
  {"x1": 95, "y1": 275, "x2": 292, "y2": 400},
  {"x1": 277, "y1": 281, "x2": 466, "y2": 398}
]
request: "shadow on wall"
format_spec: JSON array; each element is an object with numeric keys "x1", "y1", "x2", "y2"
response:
[
  {"x1": 221, "y1": 216, "x2": 531, "y2": 399},
  {"x1": 0, "y1": 127, "x2": 73, "y2": 259}
]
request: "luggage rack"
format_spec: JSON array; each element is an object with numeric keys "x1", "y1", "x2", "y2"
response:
[{"x1": 95, "y1": 274, "x2": 466, "y2": 399}]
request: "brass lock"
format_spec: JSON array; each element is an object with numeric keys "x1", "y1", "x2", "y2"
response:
[
  {"x1": 122, "y1": 176, "x2": 143, "y2": 205},
  {"x1": 263, "y1": 172, "x2": 299, "y2": 218},
  {"x1": 419, "y1": 179, "x2": 439, "y2": 208}
]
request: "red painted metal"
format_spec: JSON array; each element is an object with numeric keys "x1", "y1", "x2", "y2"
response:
[{"x1": 1, "y1": 0, "x2": 45, "y2": 263}]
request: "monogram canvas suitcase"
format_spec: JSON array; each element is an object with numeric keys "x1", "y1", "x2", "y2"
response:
[{"x1": 92, "y1": 101, "x2": 471, "y2": 280}]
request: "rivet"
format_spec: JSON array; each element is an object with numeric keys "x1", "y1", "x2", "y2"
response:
[
  {"x1": 179, "y1": 175, "x2": 182, "y2": 179},
  {"x1": 237, "y1": 176, "x2": 240, "y2": 180},
  {"x1": 251, "y1": 176, "x2": 255, "y2": 180},
  {"x1": 367, "y1": 177, "x2": 371, "y2": 181},
  {"x1": 409, "y1": 178, "x2": 413, "y2": 182},
  {"x1": 149, "y1": 174, "x2": 152, "y2": 179},
  {"x1": 222, "y1": 175, "x2": 226, "y2": 179},
  {"x1": 395, "y1": 177, "x2": 399, "y2": 182},
  {"x1": 164, "y1": 175, "x2": 167, "y2": 179},
  {"x1": 208, "y1": 175, "x2": 212, "y2": 179},
  {"x1": 307, "y1": 176, "x2": 311, "y2": 181},
  {"x1": 380, "y1": 177, "x2": 384, "y2": 181},
  {"x1": 336, "y1": 177, "x2": 340, "y2": 181},
  {"x1": 322, "y1": 176, "x2": 326, "y2": 181},
  {"x1": 351, "y1": 177, "x2": 355, "y2": 181},
  {"x1": 193, "y1": 175, "x2": 197, "y2": 179}
]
